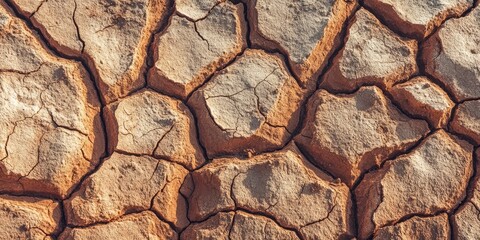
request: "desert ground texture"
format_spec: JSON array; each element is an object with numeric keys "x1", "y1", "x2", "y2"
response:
[{"x1": 0, "y1": 0, "x2": 479, "y2": 239}]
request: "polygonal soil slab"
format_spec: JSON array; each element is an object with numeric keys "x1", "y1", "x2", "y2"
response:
[
  {"x1": 452, "y1": 202, "x2": 480, "y2": 240},
  {"x1": 391, "y1": 76, "x2": 455, "y2": 129},
  {"x1": 373, "y1": 214, "x2": 450, "y2": 240},
  {"x1": 104, "y1": 90, "x2": 205, "y2": 170},
  {"x1": 452, "y1": 148, "x2": 480, "y2": 240},
  {"x1": 148, "y1": 1, "x2": 247, "y2": 99},
  {"x1": 187, "y1": 145, "x2": 355, "y2": 239},
  {"x1": 451, "y1": 149, "x2": 480, "y2": 240},
  {"x1": 320, "y1": 9, "x2": 418, "y2": 92},
  {"x1": 181, "y1": 211, "x2": 299, "y2": 240},
  {"x1": 0, "y1": 195, "x2": 62, "y2": 239},
  {"x1": 295, "y1": 86, "x2": 429, "y2": 186},
  {"x1": 0, "y1": 4, "x2": 104, "y2": 198},
  {"x1": 356, "y1": 130, "x2": 473, "y2": 239},
  {"x1": 11, "y1": 0, "x2": 169, "y2": 103},
  {"x1": 64, "y1": 152, "x2": 189, "y2": 230},
  {"x1": 246, "y1": 0, "x2": 358, "y2": 89},
  {"x1": 451, "y1": 99, "x2": 480, "y2": 144},
  {"x1": 364, "y1": 0, "x2": 473, "y2": 39},
  {"x1": 59, "y1": 211, "x2": 177, "y2": 240},
  {"x1": 422, "y1": 6, "x2": 480, "y2": 102},
  {"x1": 188, "y1": 49, "x2": 304, "y2": 158}
]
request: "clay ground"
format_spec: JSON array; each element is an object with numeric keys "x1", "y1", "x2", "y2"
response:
[{"x1": 0, "y1": 0, "x2": 479, "y2": 239}]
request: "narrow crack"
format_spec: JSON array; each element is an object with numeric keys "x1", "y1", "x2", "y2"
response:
[
  {"x1": 446, "y1": 98, "x2": 480, "y2": 148},
  {"x1": 28, "y1": 0, "x2": 47, "y2": 18},
  {"x1": 72, "y1": 0, "x2": 85, "y2": 53},
  {"x1": 205, "y1": 87, "x2": 249, "y2": 100},
  {"x1": 148, "y1": 160, "x2": 162, "y2": 181},
  {"x1": 294, "y1": 142, "x2": 337, "y2": 180},
  {"x1": 181, "y1": 103, "x2": 210, "y2": 163},
  {"x1": 203, "y1": 66, "x2": 292, "y2": 136},
  {"x1": 0, "y1": 62, "x2": 44, "y2": 75},
  {"x1": 184, "y1": 49, "x2": 247, "y2": 103},
  {"x1": 449, "y1": 146, "x2": 479, "y2": 219},
  {"x1": 300, "y1": 204, "x2": 337, "y2": 229},
  {"x1": 282, "y1": 6, "x2": 363, "y2": 167},
  {"x1": 16, "y1": 131, "x2": 47, "y2": 181},
  {"x1": 188, "y1": 208, "x2": 303, "y2": 239},
  {"x1": 175, "y1": 0, "x2": 224, "y2": 23},
  {"x1": 227, "y1": 170, "x2": 308, "y2": 239},
  {"x1": 63, "y1": 209, "x2": 176, "y2": 230},
  {"x1": 227, "y1": 211, "x2": 236, "y2": 240},
  {"x1": 351, "y1": 130, "x2": 436, "y2": 191},
  {"x1": 148, "y1": 174, "x2": 183, "y2": 232},
  {"x1": 193, "y1": 21, "x2": 211, "y2": 51},
  {"x1": 229, "y1": 172, "x2": 242, "y2": 207},
  {"x1": 173, "y1": 1, "x2": 229, "y2": 52},
  {"x1": 318, "y1": 84, "x2": 435, "y2": 133},
  {"x1": 177, "y1": 173, "x2": 195, "y2": 237},
  {"x1": 235, "y1": 207, "x2": 304, "y2": 239},
  {"x1": 0, "y1": 103, "x2": 45, "y2": 163},
  {"x1": 373, "y1": 210, "x2": 450, "y2": 238},
  {"x1": 28, "y1": 226, "x2": 50, "y2": 239},
  {"x1": 152, "y1": 124, "x2": 175, "y2": 156},
  {"x1": 39, "y1": 91, "x2": 89, "y2": 137},
  {"x1": 2, "y1": 0, "x2": 478, "y2": 237},
  {"x1": 114, "y1": 150, "x2": 190, "y2": 173},
  {"x1": 359, "y1": 0, "x2": 476, "y2": 41}
]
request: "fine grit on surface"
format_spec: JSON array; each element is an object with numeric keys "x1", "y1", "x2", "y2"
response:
[{"x1": 0, "y1": 0, "x2": 479, "y2": 239}]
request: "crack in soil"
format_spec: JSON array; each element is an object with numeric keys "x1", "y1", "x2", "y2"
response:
[{"x1": 1, "y1": 0, "x2": 480, "y2": 238}]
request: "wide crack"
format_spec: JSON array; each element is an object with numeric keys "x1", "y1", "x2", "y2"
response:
[{"x1": 1, "y1": 0, "x2": 479, "y2": 238}]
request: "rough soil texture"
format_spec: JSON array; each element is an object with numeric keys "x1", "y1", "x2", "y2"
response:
[
  {"x1": 188, "y1": 49, "x2": 304, "y2": 158},
  {"x1": 148, "y1": 0, "x2": 247, "y2": 100},
  {"x1": 0, "y1": 0, "x2": 479, "y2": 239},
  {"x1": 0, "y1": 4, "x2": 104, "y2": 198},
  {"x1": 320, "y1": 8, "x2": 418, "y2": 93},
  {"x1": 246, "y1": 0, "x2": 358, "y2": 90},
  {"x1": 187, "y1": 145, "x2": 355, "y2": 239},
  {"x1": 390, "y1": 76, "x2": 454, "y2": 129},
  {"x1": 452, "y1": 149, "x2": 480, "y2": 240},
  {"x1": 295, "y1": 86, "x2": 429, "y2": 186},
  {"x1": 422, "y1": 4, "x2": 480, "y2": 102},
  {"x1": 60, "y1": 211, "x2": 178, "y2": 240},
  {"x1": 373, "y1": 214, "x2": 450, "y2": 239},
  {"x1": 10, "y1": 0, "x2": 169, "y2": 103},
  {"x1": 451, "y1": 99, "x2": 480, "y2": 144},
  {"x1": 104, "y1": 90, "x2": 205, "y2": 170},
  {"x1": 355, "y1": 130, "x2": 473, "y2": 239},
  {"x1": 363, "y1": 0, "x2": 473, "y2": 39}
]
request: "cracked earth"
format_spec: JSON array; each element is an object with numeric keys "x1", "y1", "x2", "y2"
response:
[{"x1": 0, "y1": 0, "x2": 479, "y2": 239}]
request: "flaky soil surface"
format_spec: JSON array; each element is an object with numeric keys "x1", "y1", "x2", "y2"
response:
[{"x1": 0, "y1": 0, "x2": 479, "y2": 239}]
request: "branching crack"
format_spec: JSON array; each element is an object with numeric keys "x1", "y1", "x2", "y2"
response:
[
  {"x1": 300, "y1": 204, "x2": 337, "y2": 229},
  {"x1": 2, "y1": 0, "x2": 480, "y2": 238},
  {"x1": 17, "y1": 131, "x2": 47, "y2": 182},
  {"x1": 204, "y1": 67, "x2": 292, "y2": 135},
  {"x1": 176, "y1": 0, "x2": 225, "y2": 22},
  {"x1": 0, "y1": 104, "x2": 45, "y2": 163}
]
